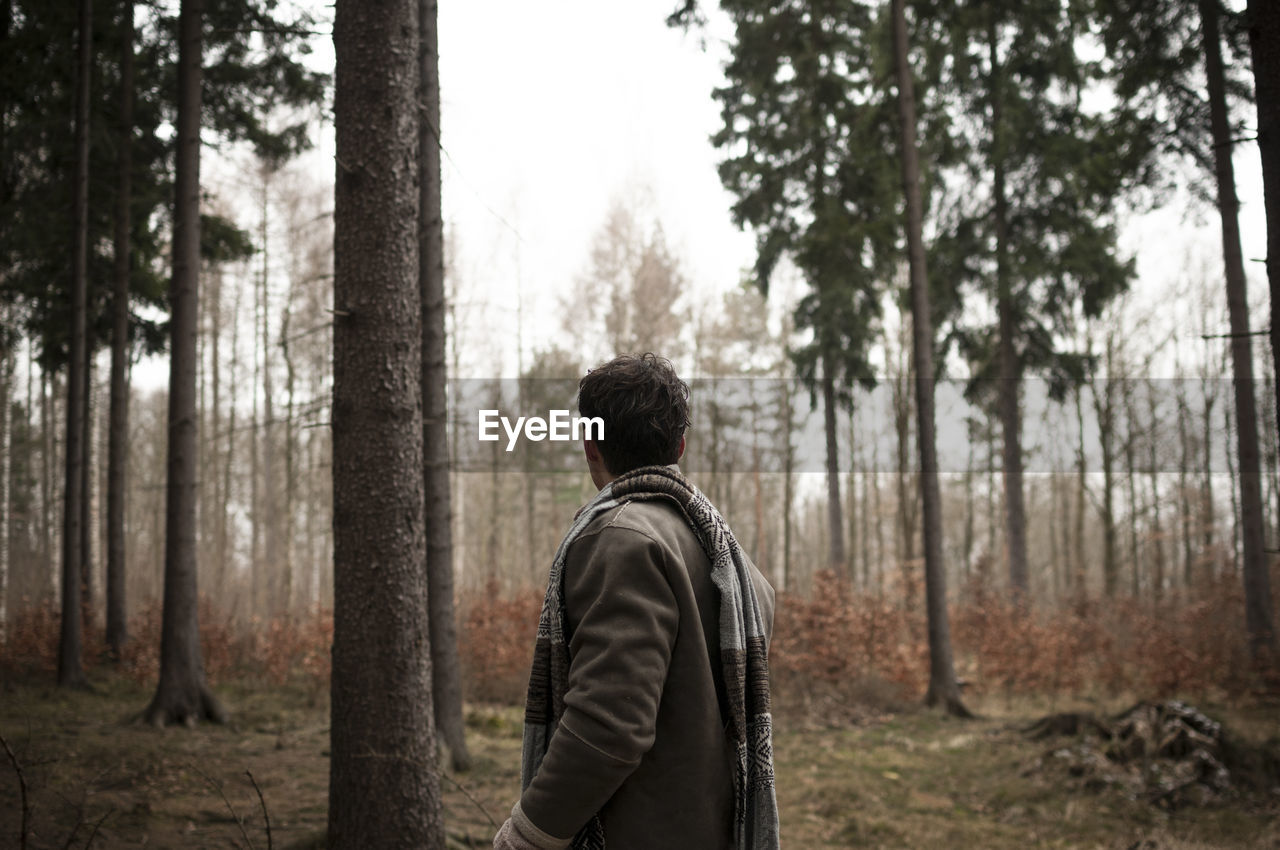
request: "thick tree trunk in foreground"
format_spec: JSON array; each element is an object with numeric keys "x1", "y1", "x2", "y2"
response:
[
  {"x1": 1201, "y1": 0, "x2": 1276, "y2": 657},
  {"x1": 891, "y1": 0, "x2": 969, "y2": 716},
  {"x1": 59, "y1": 0, "x2": 92, "y2": 689},
  {"x1": 144, "y1": 0, "x2": 227, "y2": 726},
  {"x1": 419, "y1": 0, "x2": 471, "y2": 774},
  {"x1": 1247, "y1": 0, "x2": 1280, "y2": 475},
  {"x1": 106, "y1": 0, "x2": 134, "y2": 659},
  {"x1": 329, "y1": 0, "x2": 445, "y2": 846}
]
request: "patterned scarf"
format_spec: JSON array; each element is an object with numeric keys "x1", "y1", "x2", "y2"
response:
[{"x1": 521, "y1": 465, "x2": 780, "y2": 850}]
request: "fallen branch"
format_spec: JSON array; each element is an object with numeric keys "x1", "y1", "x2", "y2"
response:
[{"x1": 0, "y1": 732, "x2": 30, "y2": 850}]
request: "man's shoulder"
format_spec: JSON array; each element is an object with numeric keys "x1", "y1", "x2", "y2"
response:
[{"x1": 575, "y1": 497, "x2": 697, "y2": 553}]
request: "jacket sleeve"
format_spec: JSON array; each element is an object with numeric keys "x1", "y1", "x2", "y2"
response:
[{"x1": 518, "y1": 523, "x2": 678, "y2": 840}]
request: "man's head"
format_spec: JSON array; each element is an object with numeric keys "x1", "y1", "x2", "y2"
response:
[{"x1": 577, "y1": 353, "x2": 690, "y2": 485}]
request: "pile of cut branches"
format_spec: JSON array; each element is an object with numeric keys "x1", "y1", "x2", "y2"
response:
[{"x1": 1022, "y1": 700, "x2": 1280, "y2": 809}]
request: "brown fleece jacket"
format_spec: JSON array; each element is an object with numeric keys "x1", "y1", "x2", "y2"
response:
[{"x1": 518, "y1": 498, "x2": 776, "y2": 850}]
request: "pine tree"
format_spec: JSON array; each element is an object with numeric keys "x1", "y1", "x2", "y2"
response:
[
  {"x1": 924, "y1": 0, "x2": 1151, "y2": 597},
  {"x1": 711, "y1": 0, "x2": 900, "y2": 574}
]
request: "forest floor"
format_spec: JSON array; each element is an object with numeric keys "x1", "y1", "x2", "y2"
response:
[{"x1": 0, "y1": 675, "x2": 1277, "y2": 849}]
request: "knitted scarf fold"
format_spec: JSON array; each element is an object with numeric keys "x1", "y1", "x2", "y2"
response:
[{"x1": 521, "y1": 465, "x2": 780, "y2": 850}]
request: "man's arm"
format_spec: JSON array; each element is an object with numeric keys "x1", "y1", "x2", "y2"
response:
[{"x1": 515, "y1": 523, "x2": 679, "y2": 843}]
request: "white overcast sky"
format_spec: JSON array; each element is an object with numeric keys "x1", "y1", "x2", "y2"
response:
[{"x1": 142, "y1": 0, "x2": 1269, "y2": 388}]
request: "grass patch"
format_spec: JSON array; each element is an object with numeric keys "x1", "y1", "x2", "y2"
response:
[{"x1": 0, "y1": 674, "x2": 1276, "y2": 848}]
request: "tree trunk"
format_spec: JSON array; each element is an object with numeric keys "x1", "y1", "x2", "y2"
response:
[
  {"x1": 989, "y1": 22, "x2": 1028, "y2": 598},
  {"x1": 1146, "y1": 381, "x2": 1166, "y2": 601},
  {"x1": 106, "y1": 0, "x2": 134, "y2": 658},
  {"x1": 222, "y1": 276, "x2": 241, "y2": 603},
  {"x1": 330, "y1": 0, "x2": 445, "y2": 845},
  {"x1": 0, "y1": 330, "x2": 11, "y2": 641},
  {"x1": 58, "y1": 0, "x2": 92, "y2": 689},
  {"x1": 1124, "y1": 378, "x2": 1141, "y2": 596},
  {"x1": 419, "y1": 0, "x2": 470, "y2": 773},
  {"x1": 893, "y1": 342, "x2": 917, "y2": 600},
  {"x1": 1176, "y1": 372, "x2": 1195, "y2": 587},
  {"x1": 963, "y1": 418, "x2": 976, "y2": 581},
  {"x1": 282, "y1": 286, "x2": 296, "y2": 615},
  {"x1": 1201, "y1": 373, "x2": 1218, "y2": 566},
  {"x1": 892, "y1": 0, "x2": 970, "y2": 716},
  {"x1": 1074, "y1": 386, "x2": 1087, "y2": 593},
  {"x1": 782, "y1": 376, "x2": 794, "y2": 593},
  {"x1": 1096, "y1": 333, "x2": 1119, "y2": 596},
  {"x1": 1246, "y1": 0, "x2": 1280, "y2": 476},
  {"x1": 1202, "y1": 0, "x2": 1275, "y2": 655},
  {"x1": 143, "y1": 0, "x2": 227, "y2": 726},
  {"x1": 1225, "y1": 393, "x2": 1241, "y2": 570},
  {"x1": 81, "y1": 347, "x2": 94, "y2": 624},
  {"x1": 821, "y1": 351, "x2": 845, "y2": 573},
  {"x1": 259, "y1": 168, "x2": 278, "y2": 615}
]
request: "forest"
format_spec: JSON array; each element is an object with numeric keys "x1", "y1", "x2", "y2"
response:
[{"x1": 1, "y1": 0, "x2": 1279, "y2": 847}]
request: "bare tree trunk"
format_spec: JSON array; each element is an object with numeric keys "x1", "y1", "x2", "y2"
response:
[
  {"x1": 844, "y1": 400, "x2": 856, "y2": 585},
  {"x1": 419, "y1": 0, "x2": 470, "y2": 773},
  {"x1": 893, "y1": 339, "x2": 917, "y2": 600},
  {"x1": 330, "y1": 0, "x2": 445, "y2": 841},
  {"x1": 0, "y1": 329, "x2": 11, "y2": 641},
  {"x1": 1225, "y1": 395, "x2": 1241, "y2": 571},
  {"x1": 873, "y1": 436, "x2": 887, "y2": 593},
  {"x1": 781, "y1": 376, "x2": 794, "y2": 593},
  {"x1": 1124, "y1": 378, "x2": 1141, "y2": 596},
  {"x1": 1246, "y1": 0, "x2": 1280, "y2": 477},
  {"x1": 58, "y1": 0, "x2": 92, "y2": 689},
  {"x1": 1096, "y1": 334, "x2": 1119, "y2": 596},
  {"x1": 81, "y1": 348, "x2": 95, "y2": 627},
  {"x1": 143, "y1": 0, "x2": 227, "y2": 726},
  {"x1": 1202, "y1": 0, "x2": 1274, "y2": 653},
  {"x1": 222, "y1": 276, "x2": 241, "y2": 605},
  {"x1": 1073, "y1": 386, "x2": 1087, "y2": 594},
  {"x1": 282, "y1": 289, "x2": 296, "y2": 614},
  {"x1": 963, "y1": 418, "x2": 976, "y2": 581},
  {"x1": 892, "y1": 0, "x2": 970, "y2": 715},
  {"x1": 1176, "y1": 372, "x2": 1195, "y2": 587},
  {"x1": 1146, "y1": 381, "x2": 1166, "y2": 601},
  {"x1": 106, "y1": 0, "x2": 134, "y2": 658},
  {"x1": 821, "y1": 351, "x2": 845, "y2": 573}
]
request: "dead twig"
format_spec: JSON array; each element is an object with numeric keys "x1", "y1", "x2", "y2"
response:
[
  {"x1": 192, "y1": 764, "x2": 255, "y2": 850},
  {"x1": 0, "y1": 732, "x2": 30, "y2": 850},
  {"x1": 245, "y1": 770, "x2": 272, "y2": 850},
  {"x1": 441, "y1": 771, "x2": 499, "y2": 830},
  {"x1": 82, "y1": 809, "x2": 112, "y2": 849}
]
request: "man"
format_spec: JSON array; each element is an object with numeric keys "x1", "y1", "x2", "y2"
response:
[{"x1": 493, "y1": 353, "x2": 780, "y2": 850}]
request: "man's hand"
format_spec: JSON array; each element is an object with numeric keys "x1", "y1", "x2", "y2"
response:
[{"x1": 492, "y1": 802, "x2": 572, "y2": 850}]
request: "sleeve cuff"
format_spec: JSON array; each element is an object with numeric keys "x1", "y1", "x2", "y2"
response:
[{"x1": 512, "y1": 801, "x2": 574, "y2": 850}]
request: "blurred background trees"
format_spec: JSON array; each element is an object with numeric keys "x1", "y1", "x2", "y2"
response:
[{"x1": 0, "y1": 0, "x2": 1275, "y2": 746}]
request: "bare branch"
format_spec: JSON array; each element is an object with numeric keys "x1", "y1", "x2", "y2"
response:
[
  {"x1": 192, "y1": 764, "x2": 255, "y2": 850},
  {"x1": 0, "y1": 733, "x2": 30, "y2": 850},
  {"x1": 440, "y1": 772, "x2": 499, "y2": 830},
  {"x1": 245, "y1": 770, "x2": 272, "y2": 850}
]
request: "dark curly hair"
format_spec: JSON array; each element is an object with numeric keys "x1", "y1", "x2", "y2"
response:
[{"x1": 577, "y1": 353, "x2": 691, "y2": 476}]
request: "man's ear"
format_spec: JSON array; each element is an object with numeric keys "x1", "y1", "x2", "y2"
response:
[
  {"x1": 584, "y1": 438, "x2": 602, "y2": 464},
  {"x1": 677, "y1": 434, "x2": 686, "y2": 461}
]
